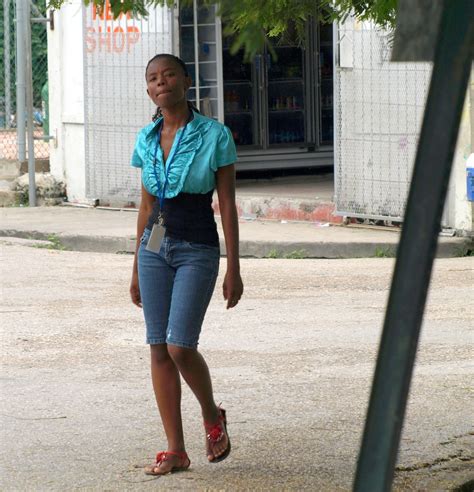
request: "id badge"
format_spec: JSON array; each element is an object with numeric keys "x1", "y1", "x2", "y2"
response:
[{"x1": 146, "y1": 223, "x2": 165, "y2": 253}]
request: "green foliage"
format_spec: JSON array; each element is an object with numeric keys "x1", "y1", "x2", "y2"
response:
[
  {"x1": 452, "y1": 245, "x2": 473, "y2": 257},
  {"x1": 284, "y1": 249, "x2": 307, "y2": 259},
  {"x1": 0, "y1": 0, "x2": 16, "y2": 119},
  {"x1": 47, "y1": 0, "x2": 398, "y2": 60},
  {"x1": 32, "y1": 234, "x2": 67, "y2": 250},
  {"x1": 265, "y1": 248, "x2": 307, "y2": 259},
  {"x1": 266, "y1": 248, "x2": 280, "y2": 258},
  {"x1": 0, "y1": 0, "x2": 48, "y2": 118},
  {"x1": 31, "y1": 0, "x2": 49, "y2": 107},
  {"x1": 325, "y1": 0, "x2": 398, "y2": 27},
  {"x1": 374, "y1": 246, "x2": 396, "y2": 258},
  {"x1": 15, "y1": 190, "x2": 30, "y2": 206}
]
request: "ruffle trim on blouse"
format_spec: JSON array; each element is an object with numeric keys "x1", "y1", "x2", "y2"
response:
[{"x1": 141, "y1": 115, "x2": 213, "y2": 198}]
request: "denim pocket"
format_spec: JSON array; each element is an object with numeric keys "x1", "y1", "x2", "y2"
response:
[{"x1": 140, "y1": 228, "x2": 151, "y2": 245}]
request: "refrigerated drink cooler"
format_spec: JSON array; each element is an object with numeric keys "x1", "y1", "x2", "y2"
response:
[
  {"x1": 222, "y1": 23, "x2": 334, "y2": 155},
  {"x1": 179, "y1": 3, "x2": 334, "y2": 170}
]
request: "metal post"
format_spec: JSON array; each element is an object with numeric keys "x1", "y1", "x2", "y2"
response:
[
  {"x1": 15, "y1": 0, "x2": 26, "y2": 161},
  {"x1": 25, "y1": 0, "x2": 36, "y2": 206},
  {"x1": 353, "y1": 2, "x2": 474, "y2": 490},
  {"x1": 4, "y1": 0, "x2": 11, "y2": 129}
]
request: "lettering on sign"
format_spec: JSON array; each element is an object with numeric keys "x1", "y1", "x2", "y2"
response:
[{"x1": 86, "y1": 0, "x2": 141, "y2": 54}]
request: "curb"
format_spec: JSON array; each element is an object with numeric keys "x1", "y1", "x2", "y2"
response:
[{"x1": 1, "y1": 229, "x2": 472, "y2": 259}]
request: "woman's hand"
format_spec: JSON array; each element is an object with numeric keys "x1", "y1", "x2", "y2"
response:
[
  {"x1": 130, "y1": 271, "x2": 142, "y2": 308},
  {"x1": 223, "y1": 270, "x2": 243, "y2": 309},
  {"x1": 216, "y1": 165, "x2": 243, "y2": 310},
  {"x1": 131, "y1": 183, "x2": 154, "y2": 309}
]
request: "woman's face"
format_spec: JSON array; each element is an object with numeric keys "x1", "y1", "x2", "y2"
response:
[{"x1": 146, "y1": 57, "x2": 192, "y2": 111}]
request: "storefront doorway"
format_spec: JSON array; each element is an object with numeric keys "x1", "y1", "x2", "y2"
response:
[
  {"x1": 223, "y1": 22, "x2": 333, "y2": 152},
  {"x1": 178, "y1": 3, "x2": 334, "y2": 171}
]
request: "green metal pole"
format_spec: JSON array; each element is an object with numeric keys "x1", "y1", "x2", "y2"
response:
[{"x1": 353, "y1": 2, "x2": 474, "y2": 491}]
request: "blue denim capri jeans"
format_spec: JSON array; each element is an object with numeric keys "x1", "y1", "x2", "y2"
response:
[{"x1": 137, "y1": 227, "x2": 220, "y2": 348}]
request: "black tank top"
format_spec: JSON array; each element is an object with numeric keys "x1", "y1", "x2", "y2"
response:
[{"x1": 146, "y1": 190, "x2": 219, "y2": 247}]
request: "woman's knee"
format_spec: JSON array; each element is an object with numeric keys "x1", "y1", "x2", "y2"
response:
[
  {"x1": 167, "y1": 344, "x2": 196, "y2": 367},
  {"x1": 150, "y1": 343, "x2": 173, "y2": 365}
]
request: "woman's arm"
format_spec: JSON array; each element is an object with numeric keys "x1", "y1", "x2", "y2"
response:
[
  {"x1": 130, "y1": 183, "x2": 155, "y2": 307},
  {"x1": 216, "y1": 164, "x2": 243, "y2": 309}
]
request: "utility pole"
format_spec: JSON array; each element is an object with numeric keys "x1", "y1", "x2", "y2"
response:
[{"x1": 353, "y1": 1, "x2": 474, "y2": 489}]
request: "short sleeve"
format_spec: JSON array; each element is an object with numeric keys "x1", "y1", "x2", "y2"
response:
[
  {"x1": 131, "y1": 130, "x2": 145, "y2": 168},
  {"x1": 212, "y1": 125, "x2": 237, "y2": 170}
]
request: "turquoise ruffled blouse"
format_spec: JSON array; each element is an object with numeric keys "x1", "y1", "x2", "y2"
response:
[{"x1": 131, "y1": 110, "x2": 237, "y2": 197}]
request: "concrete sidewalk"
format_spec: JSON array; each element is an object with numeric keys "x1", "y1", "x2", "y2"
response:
[{"x1": 1, "y1": 205, "x2": 472, "y2": 258}]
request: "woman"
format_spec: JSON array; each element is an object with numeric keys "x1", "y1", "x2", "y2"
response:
[{"x1": 129, "y1": 53, "x2": 243, "y2": 476}]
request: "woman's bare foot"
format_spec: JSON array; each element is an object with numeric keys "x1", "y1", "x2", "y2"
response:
[{"x1": 144, "y1": 451, "x2": 190, "y2": 475}]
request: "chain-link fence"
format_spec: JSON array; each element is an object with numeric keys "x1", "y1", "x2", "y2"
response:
[
  {"x1": 30, "y1": 0, "x2": 50, "y2": 160},
  {"x1": 0, "y1": 0, "x2": 49, "y2": 164},
  {"x1": 334, "y1": 18, "x2": 432, "y2": 221},
  {"x1": 1, "y1": 0, "x2": 17, "y2": 160}
]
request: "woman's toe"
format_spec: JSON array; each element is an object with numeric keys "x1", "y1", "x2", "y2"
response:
[{"x1": 207, "y1": 446, "x2": 214, "y2": 461}]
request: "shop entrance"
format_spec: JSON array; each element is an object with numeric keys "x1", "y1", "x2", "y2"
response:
[
  {"x1": 222, "y1": 22, "x2": 334, "y2": 159},
  {"x1": 177, "y1": 1, "x2": 334, "y2": 171}
]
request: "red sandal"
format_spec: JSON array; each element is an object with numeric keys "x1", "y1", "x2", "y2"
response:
[
  {"x1": 144, "y1": 450, "x2": 191, "y2": 475},
  {"x1": 204, "y1": 406, "x2": 231, "y2": 463}
]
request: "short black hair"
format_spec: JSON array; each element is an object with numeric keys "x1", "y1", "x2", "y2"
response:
[
  {"x1": 146, "y1": 54, "x2": 198, "y2": 122},
  {"x1": 145, "y1": 53, "x2": 189, "y2": 78}
]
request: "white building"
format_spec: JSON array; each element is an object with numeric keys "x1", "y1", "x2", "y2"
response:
[{"x1": 47, "y1": 0, "x2": 473, "y2": 231}]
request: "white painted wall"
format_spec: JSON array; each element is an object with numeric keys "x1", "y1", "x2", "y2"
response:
[
  {"x1": 335, "y1": 19, "x2": 432, "y2": 221},
  {"x1": 445, "y1": 69, "x2": 473, "y2": 232},
  {"x1": 47, "y1": 0, "x2": 87, "y2": 203},
  {"x1": 336, "y1": 19, "x2": 473, "y2": 232}
]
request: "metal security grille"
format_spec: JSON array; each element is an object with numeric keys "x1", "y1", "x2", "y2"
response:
[
  {"x1": 83, "y1": 3, "x2": 172, "y2": 204},
  {"x1": 334, "y1": 19, "x2": 432, "y2": 221},
  {"x1": 178, "y1": 1, "x2": 223, "y2": 121}
]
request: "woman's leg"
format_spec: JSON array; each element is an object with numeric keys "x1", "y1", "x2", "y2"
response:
[
  {"x1": 138, "y1": 238, "x2": 188, "y2": 472},
  {"x1": 166, "y1": 345, "x2": 217, "y2": 422},
  {"x1": 150, "y1": 344, "x2": 185, "y2": 451},
  {"x1": 167, "y1": 345, "x2": 229, "y2": 461},
  {"x1": 165, "y1": 242, "x2": 227, "y2": 461},
  {"x1": 146, "y1": 344, "x2": 188, "y2": 473}
]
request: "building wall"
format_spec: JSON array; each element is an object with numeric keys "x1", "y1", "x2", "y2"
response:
[
  {"x1": 335, "y1": 18, "x2": 432, "y2": 221},
  {"x1": 47, "y1": 9, "x2": 473, "y2": 231},
  {"x1": 445, "y1": 68, "x2": 473, "y2": 232},
  {"x1": 471, "y1": 68, "x2": 474, "y2": 231},
  {"x1": 335, "y1": 18, "x2": 473, "y2": 232},
  {"x1": 47, "y1": 0, "x2": 87, "y2": 203}
]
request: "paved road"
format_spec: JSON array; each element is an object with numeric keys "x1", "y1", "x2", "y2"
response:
[{"x1": 1, "y1": 241, "x2": 473, "y2": 490}]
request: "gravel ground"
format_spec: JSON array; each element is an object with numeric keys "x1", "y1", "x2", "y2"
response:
[{"x1": 1, "y1": 242, "x2": 473, "y2": 491}]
